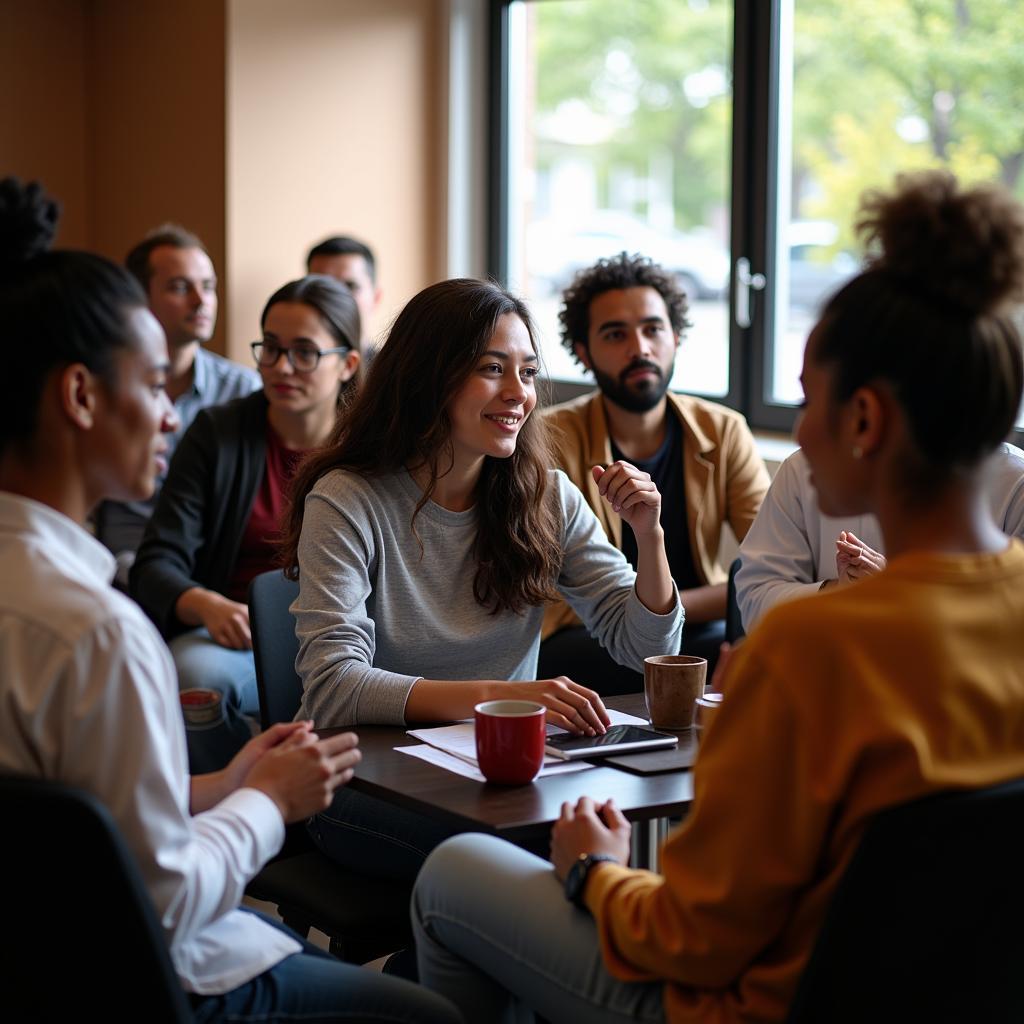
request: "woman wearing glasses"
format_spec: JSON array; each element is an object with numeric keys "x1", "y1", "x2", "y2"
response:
[{"x1": 131, "y1": 275, "x2": 360, "y2": 771}]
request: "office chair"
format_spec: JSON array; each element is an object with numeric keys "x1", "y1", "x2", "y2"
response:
[
  {"x1": 787, "y1": 776, "x2": 1024, "y2": 1022},
  {"x1": 247, "y1": 570, "x2": 413, "y2": 964},
  {"x1": 0, "y1": 775, "x2": 193, "y2": 1022}
]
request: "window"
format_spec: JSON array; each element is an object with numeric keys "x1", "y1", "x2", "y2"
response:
[{"x1": 493, "y1": 0, "x2": 1024, "y2": 445}]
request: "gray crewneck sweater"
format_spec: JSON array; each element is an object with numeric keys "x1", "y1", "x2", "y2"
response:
[{"x1": 293, "y1": 467, "x2": 683, "y2": 725}]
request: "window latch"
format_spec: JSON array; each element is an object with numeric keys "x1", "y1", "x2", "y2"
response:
[{"x1": 734, "y1": 257, "x2": 766, "y2": 329}]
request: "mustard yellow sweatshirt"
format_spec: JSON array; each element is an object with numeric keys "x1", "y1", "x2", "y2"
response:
[{"x1": 586, "y1": 541, "x2": 1024, "y2": 1023}]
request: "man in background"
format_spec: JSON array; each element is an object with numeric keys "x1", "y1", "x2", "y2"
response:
[
  {"x1": 540, "y1": 252, "x2": 769, "y2": 692},
  {"x1": 307, "y1": 234, "x2": 382, "y2": 349},
  {"x1": 95, "y1": 225, "x2": 259, "y2": 578}
]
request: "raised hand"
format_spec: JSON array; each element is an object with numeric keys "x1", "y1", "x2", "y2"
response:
[
  {"x1": 593, "y1": 461, "x2": 662, "y2": 539},
  {"x1": 835, "y1": 530, "x2": 887, "y2": 585}
]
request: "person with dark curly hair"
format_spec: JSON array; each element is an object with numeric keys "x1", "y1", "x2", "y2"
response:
[
  {"x1": 412, "y1": 170, "x2": 1024, "y2": 1024},
  {"x1": 540, "y1": 252, "x2": 769, "y2": 692}
]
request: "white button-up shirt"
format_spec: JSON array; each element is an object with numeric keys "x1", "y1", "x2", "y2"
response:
[
  {"x1": 0, "y1": 492, "x2": 299, "y2": 994},
  {"x1": 736, "y1": 442, "x2": 1024, "y2": 631}
]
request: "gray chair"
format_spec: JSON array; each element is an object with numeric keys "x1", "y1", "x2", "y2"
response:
[
  {"x1": 1, "y1": 775, "x2": 194, "y2": 1022},
  {"x1": 787, "y1": 777, "x2": 1024, "y2": 1022},
  {"x1": 246, "y1": 569, "x2": 413, "y2": 964}
]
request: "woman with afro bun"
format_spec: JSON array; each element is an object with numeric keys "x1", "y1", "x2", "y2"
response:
[{"x1": 411, "y1": 170, "x2": 1024, "y2": 1024}]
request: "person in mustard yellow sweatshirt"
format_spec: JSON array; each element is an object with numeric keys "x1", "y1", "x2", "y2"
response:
[{"x1": 410, "y1": 169, "x2": 1024, "y2": 1024}]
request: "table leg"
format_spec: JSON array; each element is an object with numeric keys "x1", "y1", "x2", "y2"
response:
[{"x1": 630, "y1": 817, "x2": 669, "y2": 871}]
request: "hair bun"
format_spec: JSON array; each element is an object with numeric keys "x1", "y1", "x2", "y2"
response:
[
  {"x1": 856, "y1": 169, "x2": 1024, "y2": 316},
  {"x1": 0, "y1": 177, "x2": 60, "y2": 275}
]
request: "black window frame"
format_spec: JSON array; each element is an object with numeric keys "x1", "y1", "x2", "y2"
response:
[{"x1": 488, "y1": 0, "x2": 1024, "y2": 449}]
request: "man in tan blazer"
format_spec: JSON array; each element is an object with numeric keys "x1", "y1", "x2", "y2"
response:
[{"x1": 541, "y1": 252, "x2": 769, "y2": 693}]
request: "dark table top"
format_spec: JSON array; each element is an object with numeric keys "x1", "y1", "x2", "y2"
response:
[{"x1": 327, "y1": 693, "x2": 695, "y2": 844}]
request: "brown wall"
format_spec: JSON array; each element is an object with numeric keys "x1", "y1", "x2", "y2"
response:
[
  {"x1": 0, "y1": 0, "x2": 91, "y2": 249},
  {"x1": 226, "y1": 0, "x2": 445, "y2": 359},
  {"x1": 1, "y1": 0, "x2": 445, "y2": 362}
]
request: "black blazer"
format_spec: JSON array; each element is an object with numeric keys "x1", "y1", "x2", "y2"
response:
[{"x1": 130, "y1": 390, "x2": 269, "y2": 639}]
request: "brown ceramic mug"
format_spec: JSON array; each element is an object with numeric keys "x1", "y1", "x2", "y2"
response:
[{"x1": 643, "y1": 655, "x2": 707, "y2": 729}]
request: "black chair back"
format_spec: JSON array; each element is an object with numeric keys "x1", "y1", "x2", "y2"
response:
[
  {"x1": 249, "y1": 569, "x2": 303, "y2": 729},
  {"x1": 0, "y1": 775, "x2": 194, "y2": 1022},
  {"x1": 725, "y1": 556, "x2": 745, "y2": 643},
  {"x1": 788, "y1": 776, "x2": 1024, "y2": 1023}
]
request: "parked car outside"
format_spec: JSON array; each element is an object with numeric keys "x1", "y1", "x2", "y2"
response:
[
  {"x1": 786, "y1": 220, "x2": 859, "y2": 313},
  {"x1": 526, "y1": 210, "x2": 730, "y2": 302}
]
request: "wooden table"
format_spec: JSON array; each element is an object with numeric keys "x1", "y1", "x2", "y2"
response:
[{"x1": 332, "y1": 693, "x2": 694, "y2": 869}]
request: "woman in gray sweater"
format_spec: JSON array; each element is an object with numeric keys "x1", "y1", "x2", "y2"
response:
[{"x1": 281, "y1": 278, "x2": 683, "y2": 878}]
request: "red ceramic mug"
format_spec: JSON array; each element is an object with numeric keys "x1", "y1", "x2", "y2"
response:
[{"x1": 474, "y1": 700, "x2": 547, "y2": 785}]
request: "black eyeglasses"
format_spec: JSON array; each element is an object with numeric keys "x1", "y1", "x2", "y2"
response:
[{"x1": 250, "y1": 340, "x2": 350, "y2": 374}]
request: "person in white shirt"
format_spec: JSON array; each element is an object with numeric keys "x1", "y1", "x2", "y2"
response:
[
  {"x1": 0, "y1": 177, "x2": 459, "y2": 1024},
  {"x1": 736, "y1": 443, "x2": 1024, "y2": 630}
]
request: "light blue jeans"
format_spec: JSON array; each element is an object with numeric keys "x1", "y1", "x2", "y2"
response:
[
  {"x1": 413, "y1": 833, "x2": 666, "y2": 1024},
  {"x1": 170, "y1": 627, "x2": 259, "y2": 774}
]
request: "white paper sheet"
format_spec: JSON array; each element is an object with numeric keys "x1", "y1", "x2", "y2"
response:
[
  {"x1": 400, "y1": 708, "x2": 648, "y2": 781},
  {"x1": 395, "y1": 743, "x2": 593, "y2": 781}
]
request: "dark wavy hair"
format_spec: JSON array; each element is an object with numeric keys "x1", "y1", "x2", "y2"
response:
[
  {"x1": 559, "y1": 251, "x2": 691, "y2": 366},
  {"x1": 260, "y1": 273, "x2": 362, "y2": 404},
  {"x1": 0, "y1": 177, "x2": 147, "y2": 454},
  {"x1": 281, "y1": 278, "x2": 563, "y2": 614},
  {"x1": 815, "y1": 170, "x2": 1024, "y2": 494}
]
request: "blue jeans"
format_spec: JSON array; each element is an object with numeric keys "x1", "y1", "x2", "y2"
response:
[
  {"x1": 191, "y1": 911, "x2": 462, "y2": 1023},
  {"x1": 310, "y1": 787, "x2": 457, "y2": 883},
  {"x1": 413, "y1": 834, "x2": 666, "y2": 1024},
  {"x1": 171, "y1": 627, "x2": 259, "y2": 774}
]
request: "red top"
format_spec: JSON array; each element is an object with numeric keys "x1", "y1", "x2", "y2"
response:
[{"x1": 225, "y1": 425, "x2": 308, "y2": 603}]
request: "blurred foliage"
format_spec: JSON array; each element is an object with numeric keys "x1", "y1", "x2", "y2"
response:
[{"x1": 530, "y1": 0, "x2": 1024, "y2": 239}]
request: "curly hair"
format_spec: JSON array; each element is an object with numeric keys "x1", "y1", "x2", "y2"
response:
[
  {"x1": 558, "y1": 251, "x2": 691, "y2": 366},
  {"x1": 0, "y1": 177, "x2": 147, "y2": 453},
  {"x1": 817, "y1": 169, "x2": 1024, "y2": 489}
]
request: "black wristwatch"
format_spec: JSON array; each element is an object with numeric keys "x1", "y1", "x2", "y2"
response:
[{"x1": 564, "y1": 853, "x2": 620, "y2": 908}]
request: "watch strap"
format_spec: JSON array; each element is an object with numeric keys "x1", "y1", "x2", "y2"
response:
[{"x1": 565, "y1": 853, "x2": 620, "y2": 908}]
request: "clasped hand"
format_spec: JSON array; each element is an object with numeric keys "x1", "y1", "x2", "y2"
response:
[
  {"x1": 225, "y1": 721, "x2": 362, "y2": 823},
  {"x1": 835, "y1": 530, "x2": 886, "y2": 584},
  {"x1": 551, "y1": 796, "x2": 631, "y2": 881}
]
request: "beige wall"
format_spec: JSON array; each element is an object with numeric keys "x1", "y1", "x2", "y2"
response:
[
  {"x1": 226, "y1": 0, "x2": 445, "y2": 360},
  {"x1": 1, "y1": 0, "x2": 445, "y2": 362}
]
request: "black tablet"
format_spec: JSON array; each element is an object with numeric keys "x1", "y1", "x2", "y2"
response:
[{"x1": 544, "y1": 724, "x2": 679, "y2": 760}]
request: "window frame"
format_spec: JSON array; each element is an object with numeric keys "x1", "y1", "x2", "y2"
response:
[{"x1": 487, "y1": 0, "x2": 1024, "y2": 449}]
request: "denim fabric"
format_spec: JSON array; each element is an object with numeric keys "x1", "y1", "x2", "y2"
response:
[
  {"x1": 190, "y1": 910, "x2": 462, "y2": 1023},
  {"x1": 309, "y1": 787, "x2": 457, "y2": 883},
  {"x1": 413, "y1": 834, "x2": 666, "y2": 1024},
  {"x1": 171, "y1": 627, "x2": 259, "y2": 774}
]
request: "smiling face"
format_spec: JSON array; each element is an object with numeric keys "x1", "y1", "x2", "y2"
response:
[
  {"x1": 258, "y1": 300, "x2": 357, "y2": 418},
  {"x1": 88, "y1": 307, "x2": 180, "y2": 503},
  {"x1": 145, "y1": 245, "x2": 218, "y2": 349},
  {"x1": 577, "y1": 286, "x2": 679, "y2": 413},
  {"x1": 447, "y1": 313, "x2": 539, "y2": 474}
]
